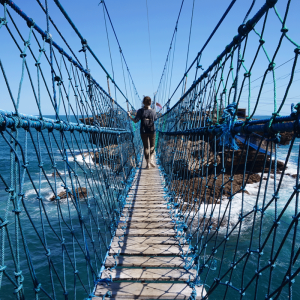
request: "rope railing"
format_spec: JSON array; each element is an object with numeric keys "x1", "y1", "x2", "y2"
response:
[
  {"x1": 156, "y1": 0, "x2": 300, "y2": 298},
  {"x1": 0, "y1": 0, "x2": 142, "y2": 298}
]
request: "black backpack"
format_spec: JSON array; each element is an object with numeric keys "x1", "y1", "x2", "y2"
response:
[{"x1": 141, "y1": 109, "x2": 155, "y2": 134}]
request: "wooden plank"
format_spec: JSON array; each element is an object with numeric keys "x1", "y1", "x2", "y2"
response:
[
  {"x1": 126, "y1": 196, "x2": 165, "y2": 199},
  {"x1": 124, "y1": 200, "x2": 166, "y2": 205},
  {"x1": 127, "y1": 194, "x2": 165, "y2": 198},
  {"x1": 129, "y1": 188, "x2": 164, "y2": 191},
  {"x1": 105, "y1": 256, "x2": 185, "y2": 268},
  {"x1": 125, "y1": 202, "x2": 167, "y2": 206},
  {"x1": 111, "y1": 236, "x2": 180, "y2": 245},
  {"x1": 130, "y1": 182, "x2": 164, "y2": 185},
  {"x1": 116, "y1": 228, "x2": 176, "y2": 237},
  {"x1": 124, "y1": 213, "x2": 170, "y2": 218},
  {"x1": 129, "y1": 192, "x2": 164, "y2": 195},
  {"x1": 94, "y1": 282, "x2": 206, "y2": 299},
  {"x1": 109, "y1": 244, "x2": 188, "y2": 255},
  {"x1": 130, "y1": 188, "x2": 164, "y2": 190},
  {"x1": 130, "y1": 186, "x2": 164, "y2": 189},
  {"x1": 126, "y1": 198, "x2": 165, "y2": 202},
  {"x1": 129, "y1": 192, "x2": 165, "y2": 195},
  {"x1": 135, "y1": 176, "x2": 163, "y2": 178},
  {"x1": 118, "y1": 222, "x2": 174, "y2": 229},
  {"x1": 128, "y1": 193, "x2": 165, "y2": 197},
  {"x1": 124, "y1": 204, "x2": 167, "y2": 209},
  {"x1": 129, "y1": 189, "x2": 165, "y2": 193},
  {"x1": 119, "y1": 217, "x2": 172, "y2": 222},
  {"x1": 128, "y1": 194, "x2": 165, "y2": 197},
  {"x1": 125, "y1": 200, "x2": 166, "y2": 203},
  {"x1": 133, "y1": 177, "x2": 163, "y2": 180},
  {"x1": 123, "y1": 208, "x2": 170, "y2": 214},
  {"x1": 126, "y1": 197, "x2": 165, "y2": 201},
  {"x1": 130, "y1": 185, "x2": 164, "y2": 188},
  {"x1": 102, "y1": 268, "x2": 196, "y2": 281},
  {"x1": 134, "y1": 174, "x2": 162, "y2": 177}
]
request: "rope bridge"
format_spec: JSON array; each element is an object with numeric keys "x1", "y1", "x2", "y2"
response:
[{"x1": 0, "y1": 0, "x2": 299, "y2": 299}]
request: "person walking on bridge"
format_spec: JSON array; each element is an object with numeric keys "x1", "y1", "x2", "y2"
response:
[{"x1": 128, "y1": 96, "x2": 157, "y2": 169}]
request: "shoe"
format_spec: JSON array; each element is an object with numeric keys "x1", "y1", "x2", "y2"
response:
[
  {"x1": 146, "y1": 159, "x2": 150, "y2": 169},
  {"x1": 150, "y1": 154, "x2": 156, "y2": 168},
  {"x1": 150, "y1": 161, "x2": 156, "y2": 168}
]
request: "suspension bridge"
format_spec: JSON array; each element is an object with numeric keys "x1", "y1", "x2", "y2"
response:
[{"x1": 0, "y1": 0, "x2": 299, "y2": 299}]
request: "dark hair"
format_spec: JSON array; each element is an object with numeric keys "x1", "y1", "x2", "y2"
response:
[{"x1": 143, "y1": 96, "x2": 151, "y2": 107}]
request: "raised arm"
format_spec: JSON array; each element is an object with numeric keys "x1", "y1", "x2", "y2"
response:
[{"x1": 128, "y1": 111, "x2": 139, "y2": 123}]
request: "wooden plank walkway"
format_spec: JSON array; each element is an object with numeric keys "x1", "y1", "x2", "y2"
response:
[{"x1": 94, "y1": 158, "x2": 206, "y2": 299}]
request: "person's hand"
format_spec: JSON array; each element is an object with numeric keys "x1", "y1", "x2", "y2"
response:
[{"x1": 127, "y1": 111, "x2": 131, "y2": 117}]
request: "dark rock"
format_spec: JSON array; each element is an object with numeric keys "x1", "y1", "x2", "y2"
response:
[
  {"x1": 173, "y1": 172, "x2": 261, "y2": 206},
  {"x1": 286, "y1": 173, "x2": 297, "y2": 178},
  {"x1": 50, "y1": 187, "x2": 87, "y2": 201},
  {"x1": 280, "y1": 131, "x2": 293, "y2": 145},
  {"x1": 51, "y1": 171, "x2": 64, "y2": 177},
  {"x1": 255, "y1": 129, "x2": 293, "y2": 146},
  {"x1": 86, "y1": 142, "x2": 136, "y2": 173}
]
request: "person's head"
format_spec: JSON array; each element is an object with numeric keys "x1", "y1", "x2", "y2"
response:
[{"x1": 143, "y1": 96, "x2": 151, "y2": 108}]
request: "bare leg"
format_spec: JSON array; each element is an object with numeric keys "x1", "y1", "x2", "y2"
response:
[{"x1": 149, "y1": 133, "x2": 156, "y2": 168}]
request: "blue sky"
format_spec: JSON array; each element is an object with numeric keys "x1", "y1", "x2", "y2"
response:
[{"x1": 0, "y1": 0, "x2": 299, "y2": 116}]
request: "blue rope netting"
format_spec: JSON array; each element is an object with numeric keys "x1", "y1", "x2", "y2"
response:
[
  {"x1": 156, "y1": 0, "x2": 300, "y2": 299},
  {"x1": 0, "y1": 0, "x2": 141, "y2": 298},
  {"x1": 1, "y1": 0, "x2": 300, "y2": 299}
]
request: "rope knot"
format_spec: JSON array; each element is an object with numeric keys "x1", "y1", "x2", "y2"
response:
[
  {"x1": 0, "y1": 265, "x2": 7, "y2": 272},
  {"x1": 259, "y1": 38, "x2": 265, "y2": 45},
  {"x1": 14, "y1": 270, "x2": 23, "y2": 277},
  {"x1": 0, "y1": 17, "x2": 7, "y2": 26},
  {"x1": 34, "y1": 283, "x2": 42, "y2": 293},
  {"x1": 37, "y1": 120, "x2": 47, "y2": 131},
  {"x1": 26, "y1": 18, "x2": 35, "y2": 28},
  {"x1": 266, "y1": 0, "x2": 278, "y2": 8},
  {"x1": 13, "y1": 284, "x2": 23, "y2": 294},
  {"x1": 54, "y1": 75, "x2": 61, "y2": 83},
  {"x1": 268, "y1": 62, "x2": 276, "y2": 71},
  {"x1": 237, "y1": 24, "x2": 247, "y2": 36},
  {"x1": 79, "y1": 39, "x2": 88, "y2": 52},
  {"x1": 11, "y1": 115, "x2": 22, "y2": 130},
  {"x1": 0, "y1": 220, "x2": 9, "y2": 228},
  {"x1": 45, "y1": 32, "x2": 52, "y2": 43}
]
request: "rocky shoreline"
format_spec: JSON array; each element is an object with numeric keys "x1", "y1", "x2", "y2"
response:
[{"x1": 166, "y1": 131, "x2": 294, "y2": 206}]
